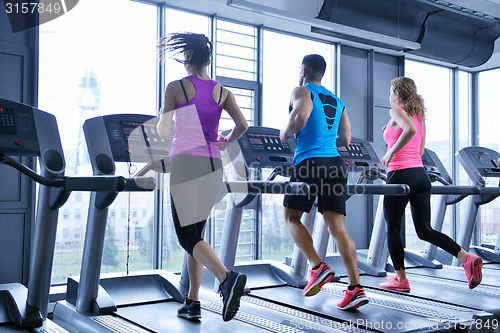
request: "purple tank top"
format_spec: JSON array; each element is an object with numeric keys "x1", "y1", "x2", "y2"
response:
[{"x1": 170, "y1": 76, "x2": 223, "y2": 161}]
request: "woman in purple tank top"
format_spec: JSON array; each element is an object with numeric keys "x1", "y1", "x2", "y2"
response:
[
  {"x1": 157, "y1": 32, "x2": 248, "y2": 322},
  {"x1": 379, "y1": 77, "x2": 483, "y2": 292}
]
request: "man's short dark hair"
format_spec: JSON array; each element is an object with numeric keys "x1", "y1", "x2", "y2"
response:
[{"x1": 302, "y1": 54, "x2": 326, "y2": 81}]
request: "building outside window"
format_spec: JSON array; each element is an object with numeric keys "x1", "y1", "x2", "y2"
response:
[{"x1": 39, "y1": 0, "x2": 157, "y2": 283}]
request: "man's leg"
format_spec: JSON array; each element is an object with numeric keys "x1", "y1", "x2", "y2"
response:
[
  {"x1": 284, "y1": 206, "x2": 335, "y2": 296},
  {"x1": 323, "y1": 210, "x2": 368, "y2": 310},
  {"x1": 322, "y1": 210, "x2": 360, "y2": 286},
  {"x1": 283, "y1": 206, "x2": 322, "y2": 268}
]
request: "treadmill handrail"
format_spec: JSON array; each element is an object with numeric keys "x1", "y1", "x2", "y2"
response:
[
  {"x1": 478, "y1": 186, "x2": 500, "y2": 195},
  {"x1": 225, "y1": 181, "x2": 309, "y2": 195},
  {"x1": 430, "y1": 185, "x2": 481, "y2": 195},
  {"x1": 0, "y1": 152, "x2": 155, "y2": 192},
  {"x1": 0, "y1": 152, "x2": 62, "y2": 187},
  {"x1": 223, "y1": 182, "x2": 410, "y2": 196},
  {"x1": 346, "y1": 184, "x2": 410, "y2": 195}
]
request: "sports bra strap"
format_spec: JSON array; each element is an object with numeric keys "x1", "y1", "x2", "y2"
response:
[
  {"x1": 179, "y1": 79, "x2": 188, "y2": 103},
  {"x1": 218, "y1": 85, "x2": 223, "y2": 104}
]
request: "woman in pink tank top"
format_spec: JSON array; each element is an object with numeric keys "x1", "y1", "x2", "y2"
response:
[
  {"x1": 379, "y1": 77, "x2": 483, "y2": 292},
  {"x1": 156, "y1": 32, "x2": 249, "y2": 322}
]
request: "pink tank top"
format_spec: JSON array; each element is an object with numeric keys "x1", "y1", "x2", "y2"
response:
[
  {"x1": 170, "y1": 76, "x2": 223, "y2": 161},
  {"x1": 383, "y1": 113, "x2": 424, "y2": 172}
]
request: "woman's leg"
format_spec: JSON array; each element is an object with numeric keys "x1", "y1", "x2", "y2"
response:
[
  {"x1": 410, "y1": 192, "x2": 462, "y2": 259},
  {"x1": 186, "y1": 253, "x2": 203, "y2": 301},
  {"x1": 192, "y1": 241, "x2": 227, "y2": 283},
  {"x1": 384, "y1": 191, "x2": 410, "y2": 282},
  {"x1": 408, "y1": 168, "x2": 482, "y2": 288},
  {"x1": 384, "y1": 170, "x2": 413, "y2": 282},
  {"x1": 409, "y1": 168, "x2": 462, "y2": 257}
]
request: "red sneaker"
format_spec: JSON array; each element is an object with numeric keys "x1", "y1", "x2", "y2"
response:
[
  {"x1": 379, "y1": 275, "x2": 410, "y2": 292},
  {"x1": 463, "y1": 254, "x2": 483, "y2": 289},
  {"x1": 337, "y1": 286, "x2": 369, "y2": 310},
  {"x1": 303, "y1": 263, "x2": 335, "y2": 297}
]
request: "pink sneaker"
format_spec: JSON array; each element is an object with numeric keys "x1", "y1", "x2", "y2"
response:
[
  {"x1": 303, "y1": 263, "x2": 335, "y2": 297},
  {"x1": 337, "y1": 286, "x2": 369, "y2": 310},
  {"x1": 379, "y1": 275, "x2": 410, "y2": 292},
  {"x1": 463, "y1": 254, "x2": 483, "y2": 289}
]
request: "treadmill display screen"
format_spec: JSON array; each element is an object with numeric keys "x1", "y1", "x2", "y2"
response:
[
  {"x1": 471, "y1": 151, "x2": 494, "y2": 165},
  {"x1": 249, "y1": 137, "x2": 262, "y2": 145},
  {"x1": 120, "y1": 121, "x2": 164, "y2": 145}
]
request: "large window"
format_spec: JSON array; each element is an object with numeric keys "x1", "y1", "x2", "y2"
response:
[
  {"x1": 39, "y1": 0, "x2": 157, "y2": 283},
  {"x1": 478, "y1": 69, "x2": 500, "y2": 246},
  {"x1": 261, "y1": 30, "x2": 335, "y2": 261},
  {"x1": 216, "y1": 20, "x2": 257, "y2": 81},
  {"x1": 404, "y1": 60, "x2": 452, "y2": 251},
  {"x1": 262, "y1": 30, "x2": 334, "y2": 130}
]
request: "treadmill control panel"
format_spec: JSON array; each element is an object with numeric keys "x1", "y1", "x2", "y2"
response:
[
  {"x1": 0, "y1": 100, "x2": 39, "y2": 156},
  {"x1": 84, "y1": 114, "x2": 174, "y2": 164},
  {"x1": 235, "y1": 127, "x2": 294, "y2": 169},
  {"x1": 233, "y1": 127, "x2": 382, "y2": 174},
  {"x1": 457, "y1": 146, "x2": 500, "y2": 185},
  {"x1": 340, "y1": 139, "x2": 382, "y2": 173},
  {"x1": 471, "y1": 151, "x2": 499, "y2": 168},
  {"x1": 0, "y1": 107, "x2": 17, "y2": 135},
  {"x1": 245, "y1": 133, "x2": 291, "y2": 153},
  {"x1": 339, "y1": 142, "x2": 370, "y2": 160}
]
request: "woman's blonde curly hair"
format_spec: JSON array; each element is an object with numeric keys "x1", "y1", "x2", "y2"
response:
[{"x1": 391, "y1": 77, "x2": 426, "y2": 120}]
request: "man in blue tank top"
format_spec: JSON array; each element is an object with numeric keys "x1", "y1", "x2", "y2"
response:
[{"x1": 280, "y1": 54, "x2": 368, "y2": 311}]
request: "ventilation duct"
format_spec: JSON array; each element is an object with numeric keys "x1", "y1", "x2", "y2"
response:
[
  {"x1": 227, "y1": 0, "x2": 420, "y2": 51},
  {"x1": 315, "y1": 0, "x2": 500, "y2": 67}
]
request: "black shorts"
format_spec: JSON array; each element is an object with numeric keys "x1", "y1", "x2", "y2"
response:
[{"x1": 283, "y1": 156, "x2": 347, "y2": 215}]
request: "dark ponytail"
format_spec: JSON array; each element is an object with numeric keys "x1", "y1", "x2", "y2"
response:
[{"x1": 158, "y1": 32, "x2": 212, "y2": 75}]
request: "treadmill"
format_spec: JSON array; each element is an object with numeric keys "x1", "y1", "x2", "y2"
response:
[
  {"x1": 351, "y1": 147, "x2": 500, "y2": 322},
  {"x1": 0, "y1": 99, "x2": 152, "y2": 332},
  {"x1": 399, "y1": 148, "x2": 500, "y2": 288},
  {"x1": 208, "y1": 131, "x2": 489, "y2": 333},
  {"x1": 452, "y1": 146, "x2": 500, "y2": 270},
  {"x1": 53, "y1": 115, "x2": 327, "y2": 333}
]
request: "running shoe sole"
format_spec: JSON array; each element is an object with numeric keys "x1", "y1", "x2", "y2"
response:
[
  {"x1": 178, "y1": 312, "x2": 201, "y2": 320},
  {"x1": 338, "y1": 297, "x2": 369, "y2": 311},
  {"x1": 380, "y1": 286, "x2": 410, "y2": 292},
  {"x1": 222, "y1": 273, "x2": 247, "y2": 321}
]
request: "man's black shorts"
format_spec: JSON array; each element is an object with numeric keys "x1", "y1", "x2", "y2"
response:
[{"x1": 283, "y1": 156, "x2": 347, "y2": 215}]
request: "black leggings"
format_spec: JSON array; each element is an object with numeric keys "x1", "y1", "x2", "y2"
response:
[
  {"x1": 170, "y1": 155, "x2": 223, "y2": 256},
  {"x1": 384, "y1": 167, "x2": 461, "y2": 270}
]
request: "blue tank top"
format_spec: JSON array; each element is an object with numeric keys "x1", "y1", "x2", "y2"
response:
[{"x1": 293, "y1": 83, "x2": 345, "y2": 165}]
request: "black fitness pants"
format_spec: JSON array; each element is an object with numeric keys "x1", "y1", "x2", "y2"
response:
[
  {"x1": 384, "y1": 167, "x2": 461, "y2": 270},
  {"x1": 170, "y1": 154, "x2": 223, "y2": 256}
]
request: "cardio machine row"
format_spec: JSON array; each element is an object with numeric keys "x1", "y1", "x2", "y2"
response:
[{"x1": 1, "y1": 99, "x2": 499, "y2": 332}]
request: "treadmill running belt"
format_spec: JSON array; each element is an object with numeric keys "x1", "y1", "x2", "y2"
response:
[{"x1": 115, "y1": 301, "x2": 283, "y2": 333}]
